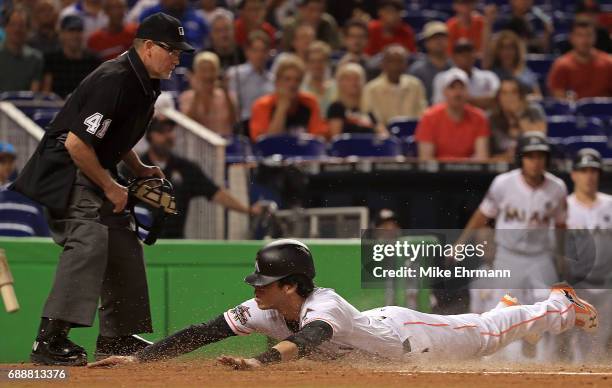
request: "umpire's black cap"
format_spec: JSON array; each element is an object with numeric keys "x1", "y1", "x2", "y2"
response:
[
  {"x1": 573, "y1": 148, "x2": 603, "y2": 170},
  {"x1": 136, "y1": 12, "x2": 195, "y2": 53},
  {"x1": 245, "y1": 239, "x2": 315, "y2": 287}
]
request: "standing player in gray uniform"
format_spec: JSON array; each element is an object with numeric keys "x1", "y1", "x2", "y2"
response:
[
  {"x1": 567, "y1": 148, "x2": 612, "y2": 361},
  {"x1": 10, "y1": 13, "x2": 194, "y2": 366},
  {"x1": 89, "y1": 239, "x2": 597, "y2": 369}
]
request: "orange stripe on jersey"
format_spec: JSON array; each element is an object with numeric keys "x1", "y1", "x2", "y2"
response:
[
  {"x1": 404, "y1": 321, "x2": 450, "y2": 327},
  {"x1": 479, "y1": 304, "x2": 573, "y2": 337},
  {"x1": 453, "y1": 325, "x2": 478, "y2": 330}
]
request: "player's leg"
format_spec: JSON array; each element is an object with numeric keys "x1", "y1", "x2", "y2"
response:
[
  {"x1": 95, "y1": 207, "x2": 153, "y2": 360},
  {"x1": 478, "y1": 284, "x2": 598, "y2": 356},
  {"x1": 33, "y1": 179, "x2": 110, "y2": 365}
]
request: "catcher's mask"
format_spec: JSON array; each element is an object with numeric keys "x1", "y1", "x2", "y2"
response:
[{"x1": 127, "y1": 177, "x2": 178, "y2": 245}]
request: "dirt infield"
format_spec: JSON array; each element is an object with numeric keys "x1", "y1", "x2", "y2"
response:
[{"x1": 2, "y1": 359, "x2": 612, "y2": 388}]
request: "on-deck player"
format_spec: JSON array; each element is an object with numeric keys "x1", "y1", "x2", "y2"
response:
[
  {"x1": 89, "y1": 239, "x2": 598, "y2": 369},
  {"x1": 567, "y1": 148, "x2": 612, "y2": 361}
]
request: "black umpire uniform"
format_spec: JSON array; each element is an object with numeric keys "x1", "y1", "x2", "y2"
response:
[{"x1": 10, "y1": 13, "x2": 194, "y2": 366}]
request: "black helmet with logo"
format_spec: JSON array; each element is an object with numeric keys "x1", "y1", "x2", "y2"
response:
[
  {"x1": 244, "y1": 239, "x2": 315, "y2": 287},
  {"x1": 516, "y1": 131, "x2": 551, "y2": 167},
  {"x1": 572, "y1": 148, "x2": 603, "y2": 171}
]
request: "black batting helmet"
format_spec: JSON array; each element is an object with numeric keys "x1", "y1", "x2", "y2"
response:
[
  {"x1": 245, "y1": 239, "x2": 315, "y2": 287},
  {"x1": 572, "y1": 148, "x2": 603, "y2": 171},
  {"x1": 515, "y1": 131, "x2": 551, "y2": 167}
]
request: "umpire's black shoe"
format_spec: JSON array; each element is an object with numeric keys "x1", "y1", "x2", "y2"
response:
[
  {"x1": 30, "y1": 318, "x2": 87, "y2": 366},
  {"x1": 94, "y1": 335, "x2": 152, "y2": 361},
  {"x1": 31, "y1": 336, "x2": 88, "y2": 366}
]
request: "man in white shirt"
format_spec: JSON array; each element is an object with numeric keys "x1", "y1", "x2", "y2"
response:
[
  {"x1": 432, "y1": 39, "x2": 499, "y2": 109},
  {"x1": 567, "y1": 148, "x2": 612, "y2": 362},
  {"x1": 90, "y1": 239, "x2": 597, "y2": 368}
]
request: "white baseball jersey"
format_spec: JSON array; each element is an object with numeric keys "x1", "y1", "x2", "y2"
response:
[
  {"x1": 224, "y1": 287, "x2": 406, "y2": 359},
  {"x1": 223, "y1": 287, "x2": 578, "y2": 360},
  {"x1": 567, "y1": 192, "x2": 612, "y2": 230},
  {"x1": 479, "y1": 169, "x2": 568, "y2": 254}
]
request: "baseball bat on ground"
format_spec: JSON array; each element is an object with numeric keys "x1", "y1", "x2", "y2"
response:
[{"x1": 0, "y1": 249, "x2": 19, "y2": 313}]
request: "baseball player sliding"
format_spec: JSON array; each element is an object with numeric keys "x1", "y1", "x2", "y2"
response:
[{"x1": 89, "y1": 239, "x2": 598, "y2": 369}]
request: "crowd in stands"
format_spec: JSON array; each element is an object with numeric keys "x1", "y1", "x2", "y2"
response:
[{"x1": 1, "y1": 0, "x2": 612, "y2": 164}]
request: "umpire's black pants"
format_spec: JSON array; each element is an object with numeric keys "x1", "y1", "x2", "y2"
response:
[{"x1": 42, "y1": 171, "x2": 152, "y2": 337}]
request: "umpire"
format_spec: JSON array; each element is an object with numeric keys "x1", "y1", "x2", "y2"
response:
[{"x1": 10, "y1": 13, "x2": 194, "y2": 366}]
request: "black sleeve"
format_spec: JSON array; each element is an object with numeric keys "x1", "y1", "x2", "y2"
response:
[
  {"x1": 68, "y1": 72, "x2": 122, "y2": 148},
  {"x1": 283, "y1": 320, "x2": 333, "y2": 358},
  {"x1": 184, "y1": 161, "x2": 220, "y2": 199},
  {"x1": 134, "y1": 314, "x2": 235, "y2": 362},
  {"x1": 326, "y1": 102, "x2": 346, "y2": 120}
]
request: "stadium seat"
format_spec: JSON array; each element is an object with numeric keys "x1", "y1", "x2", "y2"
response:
[
  {"x1": 0, "y1": 190, "x2": 49, "y2": 237},
  {"x1": 538, "y1": 98, "x2": 573, "y2": 116},
  {"x1": 32, "y1": 109, "x2": 59, "y2": 129},
  {"x1": 546, "y1": 116, "x2": 577, "y2": 138},
  {"x1": 526, "y1": 54, "x2": 555, "y2": 94},
  {"x1": 0, "y1": 91, "x2": 62, "y2": 102},
  {"x1": 255, "y1": 134, "x2": 326, "y2": 160},
  {"x1": 329, "y1": 134, "x2": 401, "y2": 157},
  {"x1": 575, "y1": 97, "x2": 612, "y2": 124},
  {"x1": 388, "y1": 117, "x2": 419, "y2": 139},
  {"x1": 563, "y1": 136, "x2": 612, "y2": 159},
  {"x1": 225, "y1": 135, "x2": 254, "y2": 164}
]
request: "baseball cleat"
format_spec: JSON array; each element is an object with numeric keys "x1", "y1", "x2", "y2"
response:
[
  {"x1": 30, "y1": 337, "x2": 88, "y2": 366},
  {"x1": 551, "y1": 283, "x2": 599, "y2": 332},
  {"x1": 495, "y1": 294, "x2": 519, "y2": 309}
]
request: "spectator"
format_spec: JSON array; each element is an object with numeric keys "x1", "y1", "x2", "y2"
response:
[
  {"x1": 269, "y1": 23, "x2": 315, "y2": 73},
  {"x1": 208, "y1": 12, "x2": 246, "y2": 70},
  {"x1": 280, "y1": 0, "x2": 340, "y2": 51},
  {"x1": 87, "y1": 0, "x2": 138, "y2": 61},
  {"x1": 139, "y1": 0, "x2": 209, "y2": 52},
  {"x1": 446, "y1": 0, "x2": 491, "y2": 55},
  {"x1": 42, "y1": 15, "x2": 101, "y2": 98},
  {"x1": 327, "y1": 63, "x2": 387, "y2": 137},
  {"x1": 548, "y1": 19, "x2": 612, "y2": 100},
  {"x1": 137, "y1": 118, "x2": 258, "y2": 238},
  {"x1": 409, "y1": 21, "x2": 453, "y2": 104},
  {"x1": 432, "y1": 39, "x2": 500, "y2": 109},
  {"x1": 337, "y1": 19, "x2": 378, "y2": 80},
  {"x1": 489, "y1": 77, "x2": 546, "y2": 161},
  {"x1": 495, "y1": 0, "x2": 553, "y2": 53},
  {"x1": 265, "y1": 0, "x2": 299, "y2": 30},
  {"x1": 179, "y1": 51, "x2": 236, "y2": 137},
  {"x1": 362, "y1": 44, "x2": 427, "y2": 125},
  {"x1": 415, "y1": 68, "x2": 490, "y2": 160},
  {"x1": 484, "y1": 30, "x2": 541, "y2": 97},
  {"x1": 0, "y1": 7, "x2": 43, "y2": 92},
  {"x1": 197, "y1": 0, "x2": 233, "y2": 25},
  {"x1": 301, "y1": 41, "x2": 336, "y2": 116},
  {"x1": 59, "y1": 0, "x2": 108, "y2": 43},
  {"x1": 249, "y1": 54, "x2": 327, "y2": 141},
  {"x1": 234, "y1": 0, "x2": 276, "y2": 48},
  {"x1": 27, "y1": 0, "x2": 61, "y2": 54},
  {"x1": 227, "y1": 30, "x2": 273, "y2": 132},
  {"x1": 0, "y1": 142, "x2": 49, "y2": 237},
  {"x1": 365, "y1": 0, "x2": 416, "y2": 56}
]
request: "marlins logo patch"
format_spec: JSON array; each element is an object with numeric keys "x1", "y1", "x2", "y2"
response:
[
  {"x1": 230, "y1": 305, "x2": 251, "y2": 325},
  {"x1": 178, "y1": 26, "x2": 184, "y2": 36}
]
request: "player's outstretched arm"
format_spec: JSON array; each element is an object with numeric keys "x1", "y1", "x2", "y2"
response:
[
  {"x1": 217, "y1": 320, "x2": 333, "y2": 370},
  {"x1": 88, "y1": 315, "x2": 235, "y2": 367}
]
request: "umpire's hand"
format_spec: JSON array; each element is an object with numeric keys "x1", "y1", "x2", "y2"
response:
[
  {"x1": 137, "y1": 164, "x2": 165, "y2": 179},
  {"x1": 105, "y1": 181, "x2": 129, "y2": 213}
]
